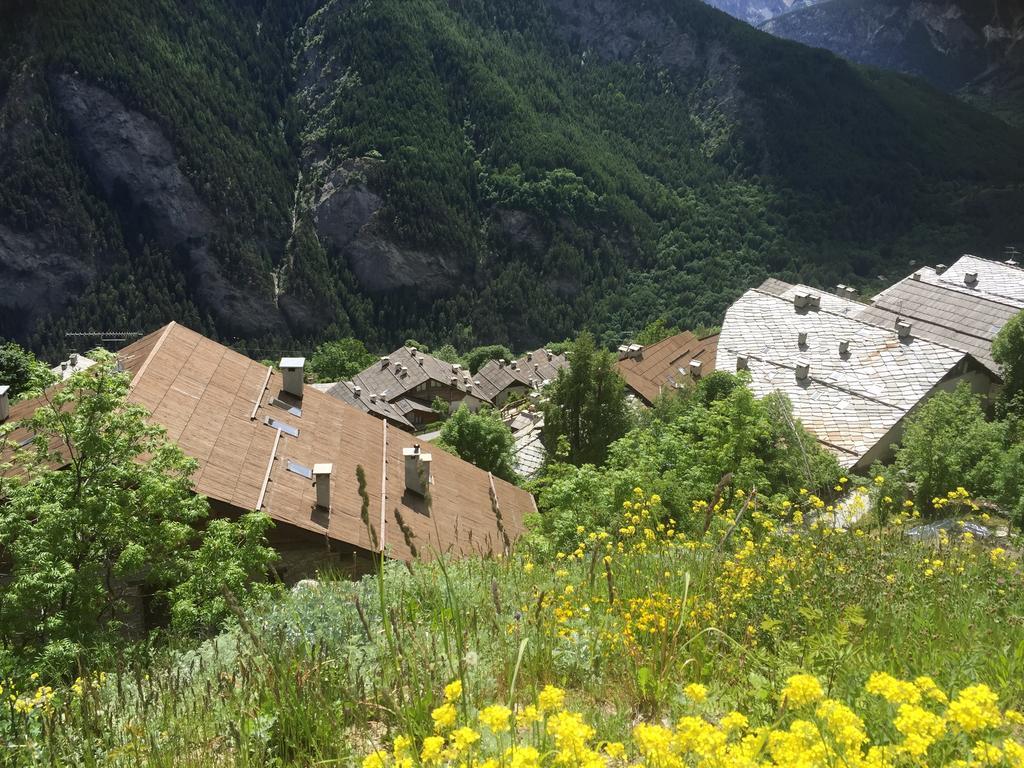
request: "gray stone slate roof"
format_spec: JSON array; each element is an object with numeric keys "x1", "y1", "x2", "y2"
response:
[
  {"x1": 896, "y1": 255, "x2": 1024, "y2": 309},
  {"x1": 475, "y1": 349, "x2": 568, "y2": 401},
  {"x1": 352, "y1": 347, "x2": 493, "y2": 405},
  {"x1": 717, "y1": 285, "x2": 971, "y2": 467},
  {"x1": 861, "y1": 279, "x2": 1018, "y2": 376},
  {"x1": 313, "y1": 381, "x2": 415, "y2": 430}
]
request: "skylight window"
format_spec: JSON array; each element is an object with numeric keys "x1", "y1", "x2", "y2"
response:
[
  {"x1": 264, "y1": 416, "x2": 299, "y2": 437},
  {"x1": 286, "y1": 459, "x2": 312, "y2": 479},
  {"x1": 269, "y1": 398, "x2": 302, "y2": 417}
]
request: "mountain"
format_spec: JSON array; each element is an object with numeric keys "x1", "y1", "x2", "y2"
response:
[
  {"x1": 699, "y1": 0, "x2": 824, "y2": 25},
  {"x1": 763, "y1": 0, "x2": 1024, "y2": 126},
  {"x1": 2, "y1": 0, "x2": 1023, "y2": 358}
]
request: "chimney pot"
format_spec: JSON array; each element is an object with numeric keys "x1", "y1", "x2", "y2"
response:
[
  {"x1": 0, "y1": 384, "x2": 9, "y2": 422},
  {"x1": 450, "y1": 375, "x2": 458, "y2": 385},
  {"x1": 798, "y1": 331, "x2": 808, "y2": 348},
  {"x1": 896, "y1": 320, "x2": 912, "y2": 339},
  {"x1": 839, "y1": 340, "x2": 851, "y2": 356},
  {"x1": 735, "y1": 355, "x2": 748, "y2": 372},
  {"x1": 793, "y1": 293, "x2": 810, "y2": 309},
  {"x1": 499, "y1": 359, "x2": 507, "y2": 367},
  {"x1": 964, "y1": 271, "x2": 978, "y2": 286},
  {"x1": 795, "y1": 360, "x2": 810, "y2": 380},
  {"x1": 381, "y1": 357, "x2": 391, "y2": 368},
  {"x1": 313, "y1": 463, "x2": 333, "y2": 511},
  {"x1": 279, "y1": 358, "x2": 306, "y2": 399},
  {"x1": 369, "y1": 394, "x2": 378, "y2": 403},
  {"x1": 617, "y1": 345, "x2": 629, "y2": 360},
  {"x1": 354, "y1": 386, "x2": 362, "y2": 398},
  {"x1": 403, "y1": 446, "x2": 432, "y2": 496},
  {"x1": 69, "y1": 352, "x2": 79, "y2": 367},
  {"x1": 526, "y1": 351, "x2": 533, "y2": 361},
  {"x1": 689, "y1": 359, "x2": 703, "y2": 379},
  {"x1": 935, "y1": 263, "x2": 948, "y2": 274},
  {"x1": 911, "y1": 271, "x2": 922, "y2": 281}
]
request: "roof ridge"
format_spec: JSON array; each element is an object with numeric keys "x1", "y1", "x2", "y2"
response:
[
  {"x1": 748, "y1": 287, "x2": 972, "y2": 358},
  {"x1": 126, "y1": 321, "x2": 177, "y2": 391},
  {"x1": 958, "y1": 253, "x2": 1024, "y2": 276}
]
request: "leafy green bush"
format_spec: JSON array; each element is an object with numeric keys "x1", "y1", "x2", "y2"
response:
[
  {"x1": 308, "y1": 338, "x2": 377, "y2": 382},
  {"x1": 436, "y1": 406, "x2": 517, "y2": 482},
  {"x1": 0, "y1": 356, "x2": 277, "y2": 676}
]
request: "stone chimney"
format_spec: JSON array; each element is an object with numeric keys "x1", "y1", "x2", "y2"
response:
[
  {"x1": 689, "y1": 360, "x2": 703, "y2": 379},
  {"x1": 798, "y1": 331, "x2": 808, "y2": 348},
  {"x1": 795, "y1": 359, "x2": 810, "y2": 381},
  {"x1": 964, "y1": 271, "x2": 978, "y2": 287},
  {"x1": 280, "y1": 358, "x2": 305, "y2": 399},
  {"x1": 735, "y1": 355, "x2": 748, "y2": 372},
  {"x1": 404, "y1": 444, "x2": 432, "y2": 496},
  {"x1": 839, "y1": 340, "x2": 851, "y2": 357},
  {"x1": 896, "y1": 320, "x2": 912, "y2": 340},
  {"x1": 313, "y1": 464, "x2": 333, "y2": 511}
]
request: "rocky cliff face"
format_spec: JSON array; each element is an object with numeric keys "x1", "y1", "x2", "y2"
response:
[
  {"x1": 53, "y1": 75, "x2": 284, "y2": 337},
  {"x1": 762, "y1": 0, "x2": 1024, "y2": 125},
  {"x1": 700, "y1": 0, "x2": 823, "y2": 26}
]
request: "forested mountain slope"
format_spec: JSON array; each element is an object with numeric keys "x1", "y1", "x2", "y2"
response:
[
  {"x1": 1, "y1": 0, "x2": 1023, "y2": 357},
  {"x1": 763, "y1": 0, "x2": 1024, "y2": 127}
]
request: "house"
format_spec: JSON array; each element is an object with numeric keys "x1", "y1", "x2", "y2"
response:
[
  {"x1": 475, "y1": 349, "x2": 569, "y2": 407},
  {"x1": 348, "y1": 347, "x2": 494, "y2": 428},
  {"x1": 615, "y1": 332, "x2": 720, "y2": 406},
  {"x1": 311, "y1": 381, "x2": 416, "y2": 431},
  {"x1": 51, "y1": 352, "x2": 96, "y2": 381},
  {"x1": 856, "y1": 255, "x2": 1024, "y2": 378},
  {"x1": 716, "y1": 282, "x2": 997, "y2": 470},
  {"x1": 1, "y1": 323, "x2": 535, "y2": 580}
]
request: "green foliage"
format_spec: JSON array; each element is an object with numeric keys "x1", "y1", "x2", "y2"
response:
[
  {"x1": 541, "y1": 334, "x2": 631, "y2": 466},
  {"x1": 463, "y1": 344, "x2": 514, "y2": 374},
  {"x1": 307, "y1": 338, "x2": 376, "y2": 382},
  {"x1": 633, "y1": 319, "x2": 679, "y2": 346},
  {"x1": 431, "y1": 396, "x2": 451, "y2": 419},
  {"x1": 532, "y1": 374, "x2": 841, "y2": 554},
  {"x1": 993, "y1": 309, "x2": 1024, "y2": 416},
  {"x1": 0, "y1": 342, "x2": 54, "y2": 400},
  {"x1": 0, "y1": 356, "x2": 277, "y2": 675},
  {"x1": 5, "y1": 0, "x2": 1024, "y2": 355},
  {"x1": 436, "y1": 405, "x2": 517, "y2": 482},
  {"x1": 894, "y1": 383, "x2": 1023, "y2": 520}
]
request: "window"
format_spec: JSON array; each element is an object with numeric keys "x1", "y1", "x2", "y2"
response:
[
  {"x1": 264, "y1": 416, "x2": 299, "y2": 437},
  {"x1": 269, "y1": 398, "x2": 302, "y2": 417},
  {"x1": 286, "y1": 459, "x2": 312, "y2": 479}
]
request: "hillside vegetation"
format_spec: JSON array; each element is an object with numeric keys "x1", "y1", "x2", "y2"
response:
[
  {"x1": 1, "y1": 0, "x2": 1023, "y2": 355},
  {"x1": 2, "y1": 487, "x2": 1022, "y2": 766}
]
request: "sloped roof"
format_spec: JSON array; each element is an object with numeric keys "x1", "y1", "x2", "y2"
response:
[
  {"x1": 312, "y1": 381, "x2": 415, "y2": 431},
  {"x1": 353, "y1": 347, "x2": 494, "y2": 405},
  {"x1": 716, "y1": 286, "x2": 976, "y2": 467},
  {"x1": 863, "y1": 258, "x2": 1024, "y2": 376},
  {"x1": 616, "y1": 332, "x2": 720, "y2": 405},
  {"x1": 6, "y1": 324, "x2": 533, "y2": 563},
  {"x1": 475, "y1": 349, "x2": 569, "y2": 401},
  {"x1": 889, "y1": 255, "x2": 1024, "y2": 309}
]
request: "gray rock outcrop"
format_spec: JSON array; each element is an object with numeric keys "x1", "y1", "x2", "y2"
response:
[{"x1": 52, "y1": 74, "x2": 284, "y2": 337}]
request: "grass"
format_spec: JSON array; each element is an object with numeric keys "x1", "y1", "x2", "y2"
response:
[{"x1": 1, "y1": 487, "x2": 1022, "y2": 766}]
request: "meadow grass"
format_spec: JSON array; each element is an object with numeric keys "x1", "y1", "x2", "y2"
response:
[{"x1": 1, "y1": 488, "x2": 1022, "y2": 766}]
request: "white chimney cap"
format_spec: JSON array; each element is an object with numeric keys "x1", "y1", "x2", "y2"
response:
[
  {"x1": 313, "y1": 463, "x2": 333, "y2": 476},
  {"x1": 0, "y1": 385, "x2": 9, "y2": 396},
  {"x1": 795, "y1": 359, "x2": 810, "y2": 380},
  {"x1": 280, "y1": 357, "x2": 305, "y2": 369}
]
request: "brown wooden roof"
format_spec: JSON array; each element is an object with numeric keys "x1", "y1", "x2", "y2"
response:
[
  {"x1": 5, "y1": 323, "x2": 534, "y2": 563},
  {"x1": 616, "y1": 332, "x2": 720, "y2": 405}
]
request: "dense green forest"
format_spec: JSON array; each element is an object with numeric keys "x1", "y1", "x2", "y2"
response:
[{"x1": 0, "y1": 0, "x2": 1022, "y2": 358}]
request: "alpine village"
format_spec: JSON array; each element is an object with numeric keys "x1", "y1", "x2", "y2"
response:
[{"x1": 2, "y1": 1, "x2": 1024, "y2": 766}]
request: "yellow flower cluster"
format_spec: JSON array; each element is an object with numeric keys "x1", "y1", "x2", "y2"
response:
[{"x1": 366, "y1": 674, "x2": 1024, "y2": 768}]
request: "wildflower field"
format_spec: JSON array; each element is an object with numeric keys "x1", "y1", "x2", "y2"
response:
[{"x1": 2, "y1": 487, "x2": 1023, "y2": 767}]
